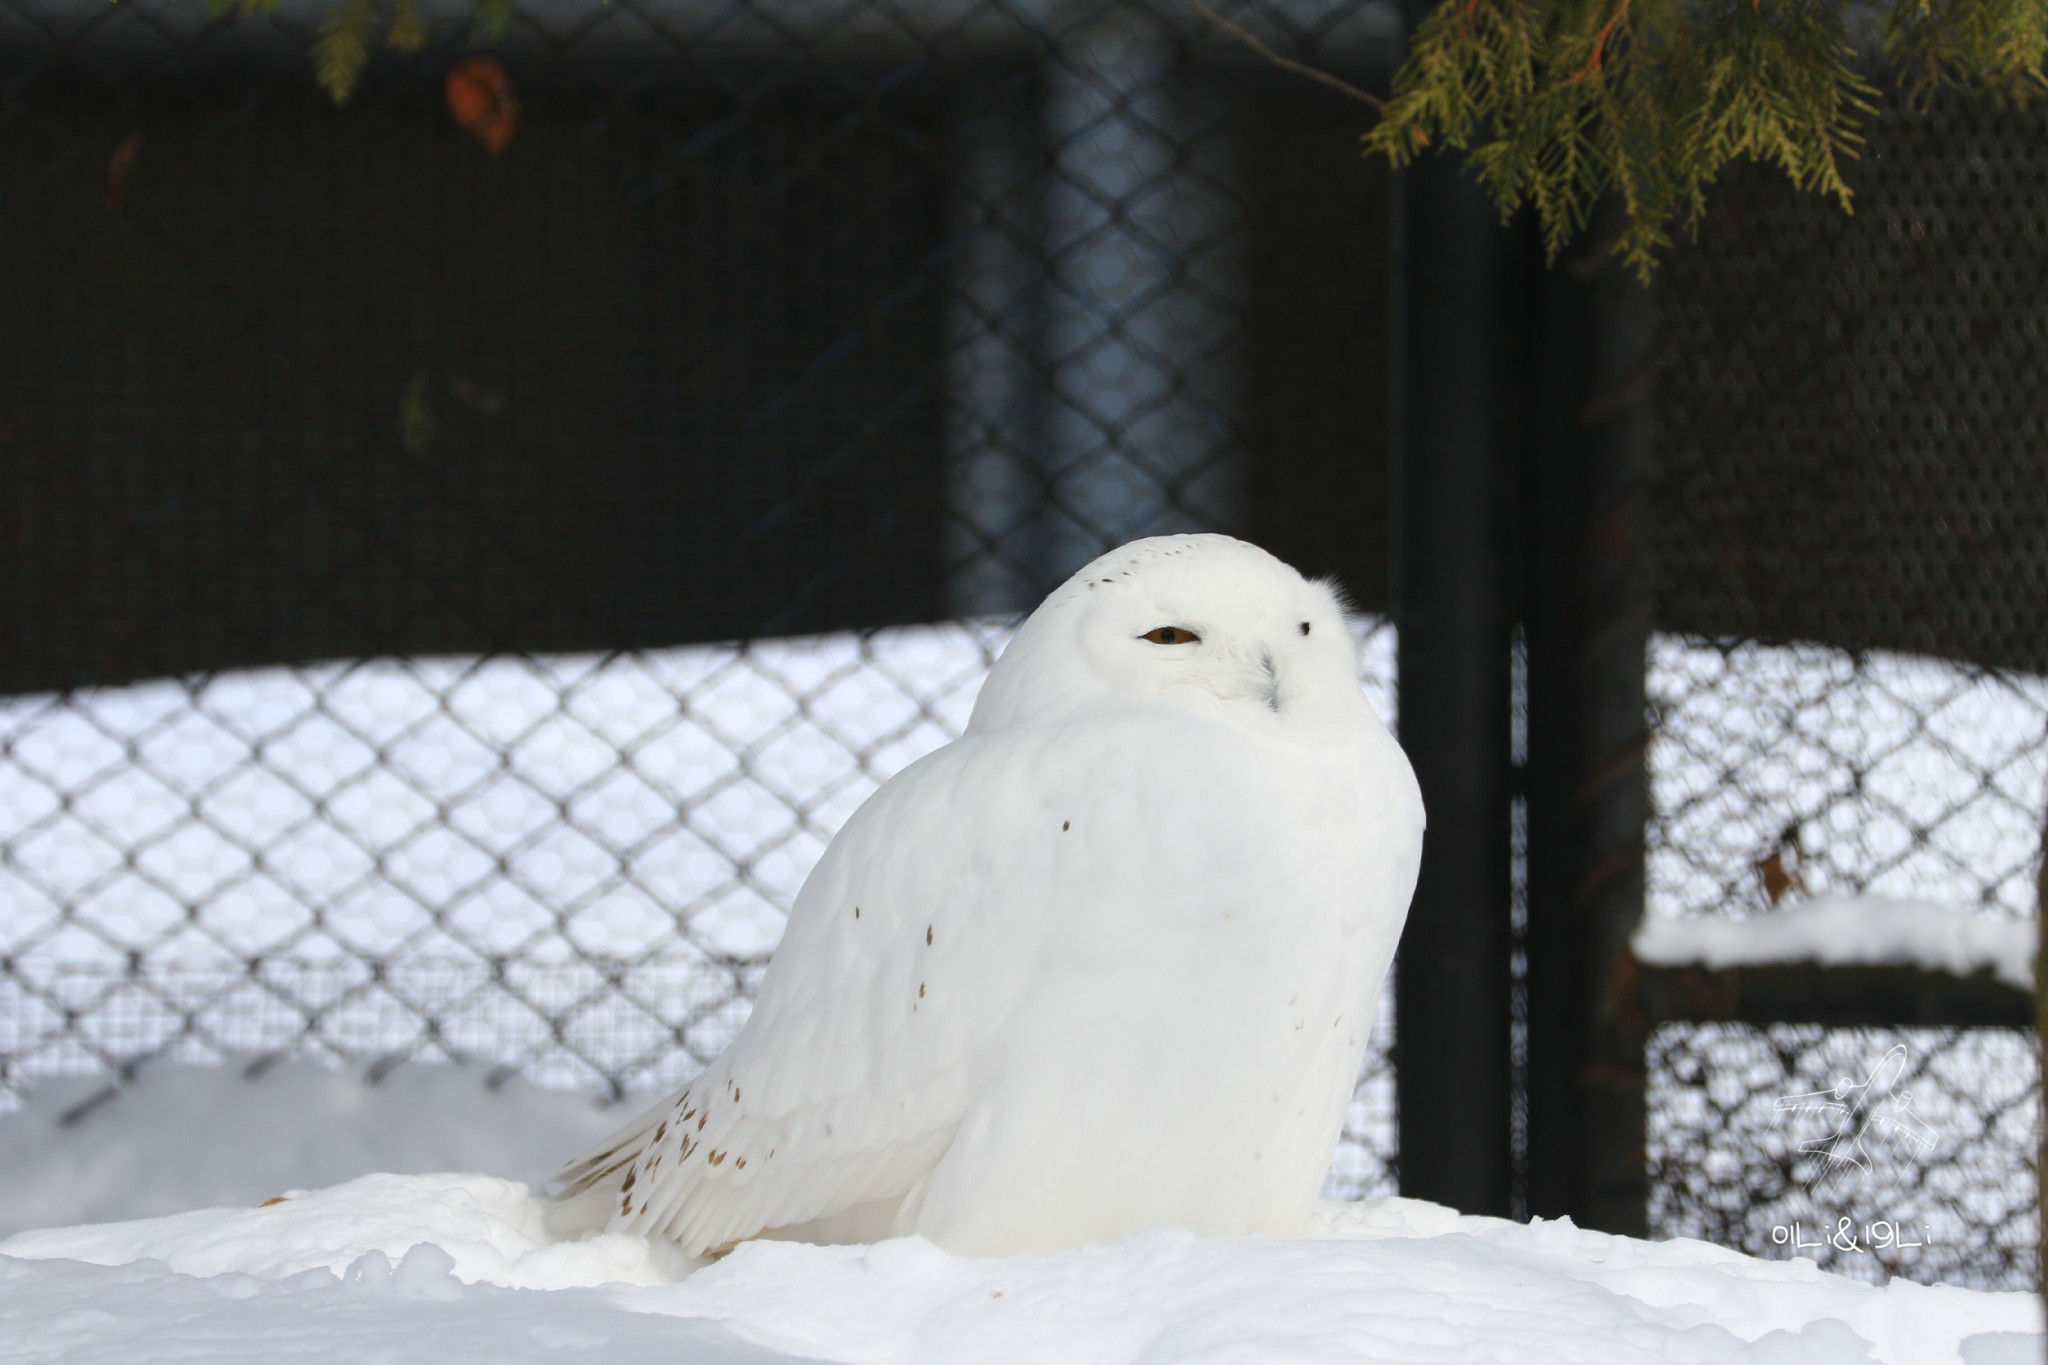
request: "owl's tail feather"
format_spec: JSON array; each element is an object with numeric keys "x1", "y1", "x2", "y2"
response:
[{"x1": 547, "y1": 1097, "x2": 669, "y2": 1200}]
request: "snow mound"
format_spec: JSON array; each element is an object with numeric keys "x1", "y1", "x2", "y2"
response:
[
  {"x1": 1631, "y1": 894, "x2": 2034, "y2": 989},
  {"x1": 2, "y1": 1174, "x2": 2037, "y2": 1364}
]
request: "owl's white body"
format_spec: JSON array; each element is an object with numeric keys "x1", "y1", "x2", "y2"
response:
[{"x1": 551, "y1": 535, "x2": 1424, "y2": 1256}]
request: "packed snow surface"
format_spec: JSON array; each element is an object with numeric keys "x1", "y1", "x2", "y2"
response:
[
  {"x1": 3, "y1": 1174, "x2": 2038, "y2": 1365},
  {"x1": 1632, "y1": 893, "x2": 2035, "y2": 989}
]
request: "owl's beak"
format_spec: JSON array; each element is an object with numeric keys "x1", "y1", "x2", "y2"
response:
[{"x1": 1186, "y1": 645, "x2": 1285, "y2": 714}]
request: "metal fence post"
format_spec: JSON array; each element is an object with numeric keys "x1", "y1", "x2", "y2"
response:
[
  {"x1": 1389, "y1": 82, "x2": 1517, "y2": 1215},
  {"x1": 1521, "y1": 211, "x2": 1654, "y2": 1234}
]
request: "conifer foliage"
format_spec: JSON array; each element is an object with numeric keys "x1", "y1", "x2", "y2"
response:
[{"x1": 1365, "y1": 0, "x2": 2048, "y2": 277}]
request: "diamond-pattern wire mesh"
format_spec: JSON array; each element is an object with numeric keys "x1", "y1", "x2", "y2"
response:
[
  {"x1": 1644, "y1": 83, "x2": 2048, "y2": 1290},
  {"x1": 1647, "y1": 1024, "x2": 2036, "y2": 1290},
  {"x1": 0, "y1": 624, "x2": 1402, "y2": 1190},
  {"x1": 0, "y1": 0, "x2": 1402, "y2": 1196}
]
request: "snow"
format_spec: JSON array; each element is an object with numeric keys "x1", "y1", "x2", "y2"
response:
[
  {"x1": 1631, "y1": 893, "x2": 2035, "y2": 989},
  {"x1": 0, "y1": 1064, "x2": 2031, "y2": 1365},
  {"x1": 2, "y1": 1175, "x2": 2037, "y2": 1364},
  {"x1": 0, "y1": 1061, "x2": 2035, "y2": 1362}
]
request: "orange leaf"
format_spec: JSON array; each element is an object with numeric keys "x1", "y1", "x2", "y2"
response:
[{"x1": 446, "y1": 58, "x2": 517, "y2": 156}]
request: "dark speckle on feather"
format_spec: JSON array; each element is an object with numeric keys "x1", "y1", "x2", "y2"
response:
[
  {"x1": 919, "y1": 982, "x2": 926, "y2": 998},
  {"x1": 735, "y1": 1157, "x2": 747, "y2": 1170},
  {"x1": 621, "y1": 1168, "x2": 636, "y2": 1191},
  {"x1": 926, "y1": 925, "x2": 933, "y2": 945},
  {"x1": 733, "y1": 1087, "x2": 741, "y2": 1103},
  {"x1": 698, "y1": 1113, "x2": 708, "y2": 1130},
  {"x1": 1061, "y1": 820, "x2": 1069, "y2": 832},
  {"x1": 709, "y1": 1150, "x2": 726, "y2": 1166}
]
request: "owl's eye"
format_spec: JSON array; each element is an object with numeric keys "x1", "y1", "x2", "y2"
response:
[{"x1": 1140, "y1": 626, "x2": 1200, "y2": 646}]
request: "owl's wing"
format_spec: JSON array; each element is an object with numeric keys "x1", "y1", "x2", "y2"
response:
[{"x1": 551, "y1": 731, "x2": 1050, "y2": 1255}]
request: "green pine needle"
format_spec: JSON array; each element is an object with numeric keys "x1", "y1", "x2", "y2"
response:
[{"x1": 313, "y1": 0, "x2": 383, "y2": 105}]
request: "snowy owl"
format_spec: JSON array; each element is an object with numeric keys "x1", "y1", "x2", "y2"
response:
[{"x1": 550, "y1": 534, "x2": 1424, "y2": 1256}]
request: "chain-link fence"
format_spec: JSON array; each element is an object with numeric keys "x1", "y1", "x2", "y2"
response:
[
  {"x1": 1645, "y1": 84, "x2": 2048, "y2": 1289},
  {"x1": 0, "y1": 0, "x2": 1402, "y2": 1193}
]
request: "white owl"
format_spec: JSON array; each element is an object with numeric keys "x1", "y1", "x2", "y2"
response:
[{"x1": 549, "y1": 534, "x2": 1424, "y2": 1256}]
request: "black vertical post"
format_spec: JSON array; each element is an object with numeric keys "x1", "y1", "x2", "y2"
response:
[
  {"x1": 1522, "y1": 207, "x2": 1655, "y2": 1234},
  {"x1": 1389, "y1": 33, "x2": 1518, "y2": 1216}
]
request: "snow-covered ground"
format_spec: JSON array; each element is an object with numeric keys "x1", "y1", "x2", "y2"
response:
[
  {"x1": 3, "y1": 1172, "x2": 2037, "y2": 1365},
  {"x1": 0, "y1": 1062, "x2": 2038, "y2": 1364}
]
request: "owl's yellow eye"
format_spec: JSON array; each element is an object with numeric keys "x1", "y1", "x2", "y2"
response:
[{"x1": 1140, "y1": 626, "x2": 1200, "y2": 645}]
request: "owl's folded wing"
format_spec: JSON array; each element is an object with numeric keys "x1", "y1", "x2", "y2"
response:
[{"x1": 549, "y1": 735, "x2": 1041, "y2": 1255}]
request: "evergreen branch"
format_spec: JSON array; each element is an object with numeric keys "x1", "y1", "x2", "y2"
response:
[
  {"x1": 1361, "y1": 0, "x2": 1984, "y2": 279},
  {"x1": 1883, "y1": 0, "x2": 2048, "y2": 107},
  {"x1": 313, "y1": 0, "x2": 383, "y2": 105}
]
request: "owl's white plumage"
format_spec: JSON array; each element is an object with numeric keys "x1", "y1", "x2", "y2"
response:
[{"x1": 550, "y1": 534, "x2": 1424, "y2": 1256}]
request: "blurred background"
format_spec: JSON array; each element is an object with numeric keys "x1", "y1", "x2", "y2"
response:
[{"x1": 0, "y1": 0, "x2": 2040, "y2": 1292}]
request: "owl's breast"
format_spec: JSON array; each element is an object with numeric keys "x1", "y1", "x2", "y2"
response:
[
  {"x1": 1023, "y1": 705, "x2": 1415, "y2": 965},
  {"x1": 905, "y1": 706, "x2": 1411, "y2": 1250}
]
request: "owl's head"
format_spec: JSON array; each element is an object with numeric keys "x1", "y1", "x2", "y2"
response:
[{"x1": 970, "y1": 534, "x2": 1375, "y2": 733}]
